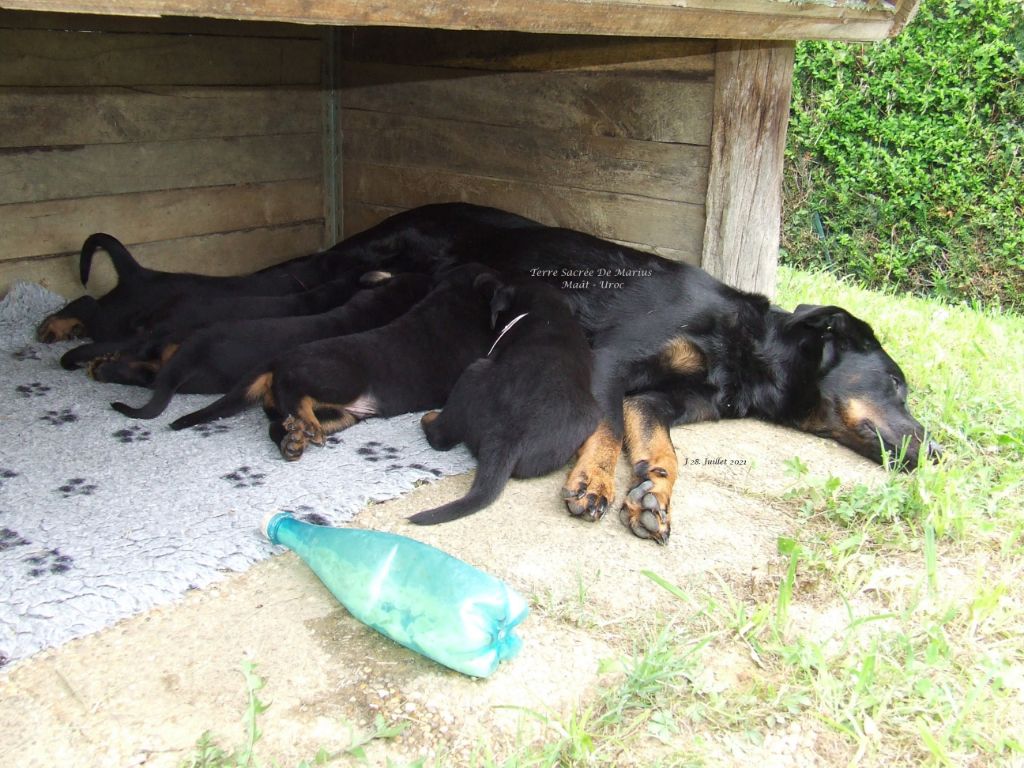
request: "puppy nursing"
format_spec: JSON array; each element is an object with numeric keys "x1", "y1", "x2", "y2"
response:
[{"x1": 409, "y1": 275, "x2": 599, "y2": 525}]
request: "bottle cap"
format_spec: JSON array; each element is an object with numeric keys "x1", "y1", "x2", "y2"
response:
[{"x1": 261, "y1": 511, "x2": 286, "y2": 542}]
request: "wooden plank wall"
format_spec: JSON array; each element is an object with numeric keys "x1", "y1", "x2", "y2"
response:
[
  {"x1": 0, "y1": 11, "x2": 329, "y2": 298},
  {"x1": 337, "y1": 28, "x2": 714, "y2": 264}
]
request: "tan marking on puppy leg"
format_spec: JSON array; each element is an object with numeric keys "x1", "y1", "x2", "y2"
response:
[
  {"x1": 37, "y1": 315, "x2": 85, "y2": 343},
  {"x1": 245, "y1": 372, "x2": 274, "y2": 407},
  {"x1": 159, "y1": 343, "x2": 180, "y2": 365},
  {"x1": 621, "y1": 398, "x2": 676, "y2": 544},
  {"x1": 295, "y1": 396, "x2": 326, "y2": 446},
  {"x1": 562, "y1": 421, "x2": 621, "y2": 522},
  {"x1": 421, "y1": 410, "x2": 440, "y2": 428},
  {"x1": 317, "y1": 408, "x2": 359, "y2": 436}
]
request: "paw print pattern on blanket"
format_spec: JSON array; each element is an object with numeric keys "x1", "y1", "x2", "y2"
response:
[
  {"x1": 23, "y1": 547, "x2": 74, "y2": 577},
  {"x1": 112, "y1": 425, "x2": 151, "y2": 444},
  {"x1": 221, "y1": 466, "x2": 266, "y2": 489},
  {"x1": 0, "y1": 527, "x2": 31, "y2": 552},
  {"x1": 190, "y1": 423, "x2": 231, "y2": 439},
  {"x1": 40, "y1": 407, "x2": 78, "y2": 425},
  {"x1": 280, "y1": 504, "x2": 330, "y2": 526},
  {"x1": 0, "y1": 468, "x2": 18, "y2": 491},
  {"x1": 56, "y1": 478, "x2": 98, "y2": 498},
  {"x1": 16, "y1": 381, "x2": 50, "y2": 397},
  {"x1": 356, "y1": 441, "x2": 401, "y2": 463},
  {"x1": 11, "y1": 346, "x2": 41, "y2": 362}
]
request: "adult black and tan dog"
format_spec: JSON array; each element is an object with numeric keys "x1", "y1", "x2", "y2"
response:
[
  {"x1": 42, "y1": 203, "x2": 937, "y2": 543},
  {"x1": 409, "y1": 275, "x2": 600, "y2": 526}
]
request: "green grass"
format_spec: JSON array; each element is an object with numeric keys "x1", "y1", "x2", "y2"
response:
[{"x1": 493, "y1": 267, "x2": 1024, "y2": 766}]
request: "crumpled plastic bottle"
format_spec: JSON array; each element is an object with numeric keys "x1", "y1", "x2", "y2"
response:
[{"x1": 262, "y1": 512, "x2": 529, "y2": 677}]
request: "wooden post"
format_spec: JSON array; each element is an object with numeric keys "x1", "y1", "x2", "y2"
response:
[{"x1": 702, "y1": 39, "x2": 794, "y2": 298}]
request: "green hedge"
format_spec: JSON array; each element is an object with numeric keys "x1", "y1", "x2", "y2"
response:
[{"x1": 782, "y1": 0, "x2": 1024, "y2": 310}]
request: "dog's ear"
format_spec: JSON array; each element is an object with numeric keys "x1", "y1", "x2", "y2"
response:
[
  {"x1": 473, "y1": 272, "x2": 503, "y2": 300},
  {"x1": 785, "y1": 304, "x2": 880, "y2": 370},
  {"x1": 489, "y1": 285, "x2": 516, "y2": 329}
]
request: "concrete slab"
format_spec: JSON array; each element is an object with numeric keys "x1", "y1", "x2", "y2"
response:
[{"x1": 0, "y1": 420, "x2": 882, "y2": 767}]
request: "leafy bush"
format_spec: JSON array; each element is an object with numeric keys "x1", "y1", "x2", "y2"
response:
[{"x1": 783, "y1": 0, "x2": 1024, "y2": 310}]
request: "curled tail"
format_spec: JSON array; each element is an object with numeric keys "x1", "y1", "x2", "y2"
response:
[
  {"x1": 407, "y1": 444, "x2": 516, "y2": 525},
  {"x1": 169, "y1": 371, "x2": 273, "y2": 430},
  {"x1": 80, "y1": 233, "x2": 144, "y2": 287}
]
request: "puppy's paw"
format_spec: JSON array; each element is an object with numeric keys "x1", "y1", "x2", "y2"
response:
[
  {"x1": 280, "y1": 415, "x2": 310, "y2": 461},
  {"x1": 37, "y1": 315, "x2": 84, "y2": 343}
]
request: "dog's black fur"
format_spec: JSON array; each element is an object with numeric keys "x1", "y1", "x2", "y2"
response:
[
  {"x1": 57, "y1": 268, "x2": 380, "y2": 374},
  {"x1": 107, "y1": 273, "x2": 433, "y2": 418},
  {"x1": 49, "y1": 204, "x2": 937, "y2": 543},
  {"x1": 34, "y1": 231, "x2": 427, "y2": 344},
  {"x1": 409, "y1": 276, "x2": 600, "y2": 525},
  {"x1": 169, "y1": 265, "x2": 497, "y2": 461}
]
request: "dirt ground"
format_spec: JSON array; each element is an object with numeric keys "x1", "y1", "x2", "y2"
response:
[{"x1": 0, "y1": 420, "x2": 883, "y2": 767}]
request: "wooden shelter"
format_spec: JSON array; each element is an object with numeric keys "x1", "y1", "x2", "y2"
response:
[{"x1": 0, "y1": 0, "x2": 920, "y2": 299}]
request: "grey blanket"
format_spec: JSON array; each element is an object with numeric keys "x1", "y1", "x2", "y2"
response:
[{"x1": 0, "y1": 282, "x2": 473, "y2": 667}]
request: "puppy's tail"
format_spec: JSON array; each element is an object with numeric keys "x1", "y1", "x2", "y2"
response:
[
  {"x1": 407, "y1": 445, "x2": 515, "y2": 525},
  {"x1": 169, "y1": 371, "x2": 273, "y2": 430},
  {"x1": 80, "y1": 233, "x2": 144, "y2": 287}
]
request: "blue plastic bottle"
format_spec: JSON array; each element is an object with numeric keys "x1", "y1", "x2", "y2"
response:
[{"x1": 262, "y1": 512, "x2": 528, "y2": 677}]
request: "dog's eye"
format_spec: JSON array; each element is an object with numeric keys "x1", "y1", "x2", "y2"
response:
[{"x1": 890, "y1": 374, "x2": 905, "y2": 396}]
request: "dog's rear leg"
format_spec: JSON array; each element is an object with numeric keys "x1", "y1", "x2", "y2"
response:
[
  {"x1": 278, "y1": 398, "x2": 360, "y2": 461},
  {"x1": 619, "y1": 394, "x2": 677, "y2": 545},
  {"x1": 37, "y1": 296, "x2": 99, "y2": 342}
]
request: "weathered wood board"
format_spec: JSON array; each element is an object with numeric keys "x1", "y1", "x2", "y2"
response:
[
  {"x1": 0, "y1": 12, "x2": 328, "y2": 298},
  {"x1": 338, "y1": 27, "x2": 712, "y2": 265}
]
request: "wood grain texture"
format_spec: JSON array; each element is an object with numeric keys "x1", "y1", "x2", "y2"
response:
[
  {"x1": 0, "y1": 87, "x2": 319, "y2": 148},
  {"x1": 1, "y1": 179, "x2": 323, "y2": 259},
  {"x1": 340, "y1": 28, "x2": 715, "y2": 73},
  {"x1": 342, "y1": 164, "x2": 705, "y2": 257},
  {"x1": 1, "y1": 14, "x2": 330, "y2": 297},
  {"x1": 0, "y1": 0, "x2": 920, "y2": 41},
  {"x1": 1, "y1": 223, "x2": 325, "y2": 299},
  {"x1": 702, "y1": 40, "x2": 795, "y2": 297},
  {"x1": 0, "y1": 28, "x2": 321, "y2": 86},
  {"x1": 0, "y1": 135, "x2": 320, "y2": 205},
  {"x1": 340, "y1": 61, "x2": 713, "y2": 145},
  {"x1": 340, "y1": 110, "x2": 709, "y2": 205}
]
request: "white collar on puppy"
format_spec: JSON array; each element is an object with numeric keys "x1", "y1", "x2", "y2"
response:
[{"x1": 487, "y1": 312, "x2": 529, "y2": 357}]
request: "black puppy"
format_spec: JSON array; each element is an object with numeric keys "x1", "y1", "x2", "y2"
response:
[
  {"x1": 57, "y1": 269, "x2": 390, "y2": 373},
  {"x1": 169, "y1": 265, "x2": 496, "y2": 460},
  {"x1": 36, "y1": 233, "x2": 386, "y2": 344},
  {"x1": 409, "y1": 276, "x2": 600, "y2": 525},
  {"x1": 106, "y1": 273, "x2": 432, "y2": 418}
]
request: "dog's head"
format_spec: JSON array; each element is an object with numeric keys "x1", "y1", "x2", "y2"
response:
[{"x1": 784, "y1": 304, "x2": 940, "y2": 470}]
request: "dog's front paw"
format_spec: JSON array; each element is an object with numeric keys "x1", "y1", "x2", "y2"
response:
[
  {"x1": 562, "y1": 423, "x2": 622, "y2": 522},
  {"x1": 37, "y1": 314, "x2": 85, "y2": 343},
  {"x1": 561, "y1": 465, "x2": 614, "y2": 522},
  {"x1": 618, "y1": 459, "x2": 674, "y2": 545}
]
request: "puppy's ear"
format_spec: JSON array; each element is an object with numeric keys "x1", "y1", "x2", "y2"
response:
[
  {"x1": 473, "y1": 272, "x2": 503, "y2": 300},
  {"x1": 490, "y1": 286, "x2": 516, "y2": 329}
]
